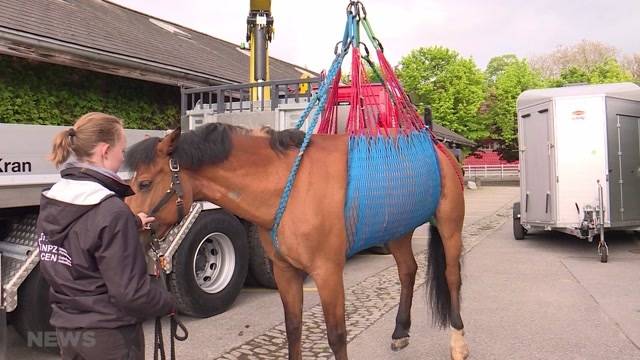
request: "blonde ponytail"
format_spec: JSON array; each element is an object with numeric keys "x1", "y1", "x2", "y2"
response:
[
  {"x1": 49, "y1": 128, "x2": 75, "y2": 167},
  {"x1": 49, "y1": 112, "x2": 124, "y2": 168}
]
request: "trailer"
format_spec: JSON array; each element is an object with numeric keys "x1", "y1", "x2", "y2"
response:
[{"x1": 513, "y1": 82, "x2": 640, "y2": 262}]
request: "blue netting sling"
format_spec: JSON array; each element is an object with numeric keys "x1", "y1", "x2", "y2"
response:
[{"x1": 271, "y1": 1, "x2": 442, "y2": 257}]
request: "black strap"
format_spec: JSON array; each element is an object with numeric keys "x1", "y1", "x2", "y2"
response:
[
  {"x1": 154, "y1": 317, "x2": 166, "y2": 360},
  {"x1": 154, "y1": 314, "x2": 189, "y2": 360},
  {"x1": 148, "y1": 158, "x2": 186, "y2": 224},
  {"x1": 171, "y1": 314, "x2": 188, "y2": 359}
]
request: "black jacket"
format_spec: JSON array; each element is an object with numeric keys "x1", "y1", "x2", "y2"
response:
[{"x1": 37, "y1": 167, "x2": 174, "y2": 329}]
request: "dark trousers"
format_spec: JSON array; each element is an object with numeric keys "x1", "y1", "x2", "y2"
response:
[{"x1": 56, "y1": 323, "x2": 144, "y2": 360}]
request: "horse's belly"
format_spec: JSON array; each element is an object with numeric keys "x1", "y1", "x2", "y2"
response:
[{"x1": 344, "y1": 131, "x2": 441, "y2": 257}]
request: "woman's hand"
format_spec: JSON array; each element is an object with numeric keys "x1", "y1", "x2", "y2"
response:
[{"x1": 137, "y1": 212, "x2": 156, "y2": 230}]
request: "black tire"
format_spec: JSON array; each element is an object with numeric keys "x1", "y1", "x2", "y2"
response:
[
  {"x1": 245, "y1": 223, "x2": 277, "y2": 289},
  {"x1": 13, "y1": 266, "x2": 59, "y2": 354},
  {"x1": 513, "y1": 202, "x2": 526, "y2": 240},
  {"x1": 243, "y1": 267, "x2": 259, "y2": 287},
  {"x1": 167, "y1": 210, "x2": 248, "y2": 318},
  {"x1": 600, "y1": 251, "x2": 608, "y2": 263}
]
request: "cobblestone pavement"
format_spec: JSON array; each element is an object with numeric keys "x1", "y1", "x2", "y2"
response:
[{"x1": 215, "y1": 203, "x2": 514, "y2": 359}]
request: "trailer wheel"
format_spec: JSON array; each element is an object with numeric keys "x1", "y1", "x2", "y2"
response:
[
  {"x1": 600, "y1": 252, "x2": 608, "y2": 263},
  {"x1": 13, "y1": 266, "x2": 58, "y2": 353},
  {"x1": 245, "y1": 223, "x2": 277, "y2": 289},
  {"x1": 513, "y1": 202, "x2": 526, "y2": 240},
  {"x1": 167, "y1": 210, "x2": 248, "y2": 318}
]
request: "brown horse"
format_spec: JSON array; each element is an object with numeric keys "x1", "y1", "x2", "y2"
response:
[{"x1": 125, "y1": 123, "x2": 469, "y2": 360}]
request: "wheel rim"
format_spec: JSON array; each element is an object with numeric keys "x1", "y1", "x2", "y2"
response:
[{"x1": 193, "y1": 232, "x2": 236, "y2": 293}]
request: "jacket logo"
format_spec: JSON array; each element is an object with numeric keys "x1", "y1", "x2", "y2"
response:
[{"x1": 38, "y1": 233, "x2": 72, "y2": 267}]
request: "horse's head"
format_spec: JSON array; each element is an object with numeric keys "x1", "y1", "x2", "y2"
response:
[{"x1": 125, "y1": 127, "x2": 195, "y2": 238}]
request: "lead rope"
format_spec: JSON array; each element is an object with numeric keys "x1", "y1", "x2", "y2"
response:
[
  {"x1": 154, "y1": 314, "x2": 189, "y2": 360},
  {"x1": 153, "y1": 316, "x2": 166, "y2": 360},
  {"x1": 153, "y1": 257, "x2": 188, "y2": 360}
]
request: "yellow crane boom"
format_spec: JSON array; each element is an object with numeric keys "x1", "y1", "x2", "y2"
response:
[{"x1": 247, "y1": 0, "x2": 273, "y2": 100}]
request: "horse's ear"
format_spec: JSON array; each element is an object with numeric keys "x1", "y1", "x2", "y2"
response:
[{"x1": 157, "y1": 127, "x2": 181, "y2": 156}]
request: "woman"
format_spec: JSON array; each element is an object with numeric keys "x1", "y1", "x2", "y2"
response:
[{"x1": 37, "y1": 112, "x2": 175, "y2": 359}]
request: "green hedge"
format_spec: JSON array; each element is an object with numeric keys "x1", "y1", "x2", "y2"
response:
[{"x1": 0, "y1": 55, "x2": 179, "y2": 129}]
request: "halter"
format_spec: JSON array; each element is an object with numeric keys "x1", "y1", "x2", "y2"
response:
[
  {"x1": 148, "y1": 158, "x2": 186, "y2": 224},
  {"x1": 145, "y1": 158, "x2": 189, "y2": 360}
]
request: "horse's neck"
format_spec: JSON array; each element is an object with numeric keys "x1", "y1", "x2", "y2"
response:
[{"x1": 191, "y1": 135, "x2": 294, "y2": 229}]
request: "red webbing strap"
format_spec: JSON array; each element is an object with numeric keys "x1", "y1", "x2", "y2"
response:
[
  {"x1": 376, "y1": 50, "x2": 424, "y2": 132},
  {"x1": 347, "y1": 48, "x2": 364, "y2": 133},
  {"x1": 319, "y1": 68, "x2": 342, "y2": 134}
]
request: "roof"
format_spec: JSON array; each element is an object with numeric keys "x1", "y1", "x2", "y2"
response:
[
  {"x1": 0, "y1": 0, "x2": 317, "y2": 87},
  {"x1": 431, "y1": 122, "x2": 475, "y2": 147},
  {"x1": 517, "y1": 82, "x2": 640, "y2": 109}
]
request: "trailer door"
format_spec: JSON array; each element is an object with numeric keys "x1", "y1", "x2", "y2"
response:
[
  {"x1": 606, "y1": 98, "x2": 640, "y2": 224},
  {"x1": 520, "y1": 104, "x2": 555, "y2": 223}
]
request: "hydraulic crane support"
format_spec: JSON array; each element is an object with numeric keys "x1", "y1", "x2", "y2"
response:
[{"x1": 247, "y1": 0, "x2": 273, "y2": 101}]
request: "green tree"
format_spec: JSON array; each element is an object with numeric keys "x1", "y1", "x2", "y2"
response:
[
  {"x1": 485, "y1": 54, "x2": 519, "y2": 85},
  {"x1": 396, "y1": 46, "x2": 487, "y2": 140},
  {"x1": 482, "y1": 56, "x2": 544, "y2": 160},
  {"x1": 622, "y1": 53, "x2": 640, "y2": 81},
  {"x1": 365, "y1": 63, "x2": 384, "y2": 83},
  {"x1": 529, "y1": 40, "x2": 619, "y2": 79},
  {"x1": 549, "y1": 58, "x2": 633, "y2": 86},
  {"x1": 528, "y1": 40, "x2": 633, "y2": 86},
  {"x1": 340, "y1": 63, "x2": 383, "y2": 84}
]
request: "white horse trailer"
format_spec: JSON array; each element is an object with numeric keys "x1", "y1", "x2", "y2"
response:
[{"x1": 513, "y1": 83, "x2": 640, "y2": 262}]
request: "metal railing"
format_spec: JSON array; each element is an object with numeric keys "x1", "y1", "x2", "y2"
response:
[
  {"x1": 181, "y1": 77, "x2": 321, "y2": 115},
  {"x1": 463, "y1": 164, "x2": 520, "y2": 179}
]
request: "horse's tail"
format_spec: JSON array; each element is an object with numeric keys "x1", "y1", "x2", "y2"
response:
[{"x1": 426, "y1": 221, "x2": 452, "y2": 328}]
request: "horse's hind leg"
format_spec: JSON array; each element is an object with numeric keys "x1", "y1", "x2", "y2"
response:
[
  {"x1": 387, "y1": 231, "x2": 417, "y2": 351},
  {"x1": 433, "y1": 217, "x2": 469, "y2": 360},
  {"x1": 431, "y1": 146, "x2": 469, "y2": 360}
]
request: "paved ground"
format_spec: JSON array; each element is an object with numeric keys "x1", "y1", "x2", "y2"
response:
[
  {"x1": 7, "y1": 186, "x2": 640, "y2": 359},
  {"x1": 348, "y1": 210, "x2": 640, "y2": 360}
]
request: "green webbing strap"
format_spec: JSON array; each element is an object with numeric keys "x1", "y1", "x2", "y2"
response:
[{"x1": 361, "y1": 17, "x2": 383, "y2": 52}]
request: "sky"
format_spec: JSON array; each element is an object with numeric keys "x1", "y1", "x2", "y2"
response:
[{"x1": 109, "y1": 0, "x2": 640, "y2": 73}]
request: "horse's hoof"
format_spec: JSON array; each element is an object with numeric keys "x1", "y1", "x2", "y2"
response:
[
  {"x1": 390, "y1": 337, "x2": 410, "y2": 351},
  {"x1": 450, "y1": 345, "x2": 469, "y2": 360}
]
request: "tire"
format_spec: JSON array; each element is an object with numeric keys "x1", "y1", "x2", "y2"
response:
[
  {"x1": 244, "y1": 223, "x2": 277, "y2": 289},
  {"x1": 167, "y1": 210, "x2": 248, "y2": 318},
  {"x1": 600, "y1": 252, "x2": 608, "y2": 263},
  {"x1": 513, "y1": 202, "x2": 526, "y2": 240},
  {"x1": 13, "y1": 266, "x2": 59, "y2": 354}
]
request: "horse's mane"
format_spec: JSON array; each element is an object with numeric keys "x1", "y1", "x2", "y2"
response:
[
  {"x1": 257, "y1": 126, "x2": 306, "y2": 154},
  {"x1": 125, "y1": 123, "x2": 305, "y2": 171}
]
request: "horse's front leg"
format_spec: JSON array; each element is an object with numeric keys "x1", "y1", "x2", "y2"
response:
[
  {"x1": 387, "y1": 232, "x2": 417, "y2": 351},
  {"x1": 313, "y1": 262, "x2": 348, "y2": 360},
  {"x1": 272, "y1": 260, "x2": 305, "y2": 360}
]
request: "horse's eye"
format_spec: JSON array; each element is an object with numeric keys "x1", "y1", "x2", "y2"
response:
[{"x1": 138, "y1": 180, "x2": 152, "y2": 192}]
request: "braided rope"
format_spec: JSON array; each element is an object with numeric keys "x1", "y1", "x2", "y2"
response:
[{"x1": 270, "y1": 32, "x2": 351, "y2": 248}]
